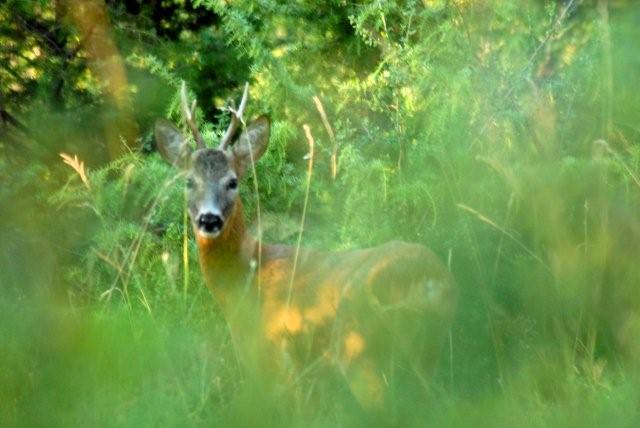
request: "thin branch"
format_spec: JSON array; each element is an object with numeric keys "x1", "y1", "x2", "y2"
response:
[
  {"x1": 0, "y1": 106, "x2": 27, "y2": 132},
  {"x1": 478, "y1": 0, "x2": 579, "y2": 137}
]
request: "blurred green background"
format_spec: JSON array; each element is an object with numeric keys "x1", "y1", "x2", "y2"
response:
[{"x1": 2, "y1": 0, "x2": 640, "y2": 426}]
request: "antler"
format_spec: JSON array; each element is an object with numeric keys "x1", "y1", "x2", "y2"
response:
[
  {"x1": 219, "y1": 82, "x2": 250, "y2": 151},
  {"x1": 180, "y1": 81, "x2": 205, "y2": 150}
]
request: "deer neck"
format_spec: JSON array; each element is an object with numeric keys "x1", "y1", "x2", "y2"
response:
[{"x1": 195, "y1": 199, "x2": 257, "y2": 313}]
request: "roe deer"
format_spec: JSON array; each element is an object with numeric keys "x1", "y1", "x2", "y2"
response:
[{"x1": 155, "y1": 82, "x2": 457, "y2": 410}]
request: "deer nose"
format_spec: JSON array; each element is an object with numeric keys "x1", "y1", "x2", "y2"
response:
[{"x1": 197, "y1": 213, "x2": 223, "y2": 233}]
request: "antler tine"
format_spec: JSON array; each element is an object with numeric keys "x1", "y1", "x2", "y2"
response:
[
  {"x1": 219, "y1": 82, "x2": 250, "y2": 151},
  {"x1": 180, "y1": 81, "x2": 205, "y2": 150}
]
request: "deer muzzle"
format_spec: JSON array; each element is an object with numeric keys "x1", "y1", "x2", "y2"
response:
[{"x1": 197, "y1": 212, "x2": 224, "y2": 236}]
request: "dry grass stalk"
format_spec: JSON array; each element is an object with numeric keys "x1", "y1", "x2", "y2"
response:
[
  {"x1": 457, "y1": 203, "x2": 551, "y2": 273},
  {"x1": 286, "y1": 124, "x2": 316, "y2": 308},
  {"x1": 312, "y1": 96, "x2": 338, "y2": 180},
  {"x1": 59, "y1": 152, "x2": 90, "y2": 190}
]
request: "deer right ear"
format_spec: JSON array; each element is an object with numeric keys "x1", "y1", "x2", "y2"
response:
[
  {"x1": 231, "y1": 116, "x2": 270, "y2": 177},
  {"x1": 155, "y1": 118, "x2": 192, "y2": 168}
]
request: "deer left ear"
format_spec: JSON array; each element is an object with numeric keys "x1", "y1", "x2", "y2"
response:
[
  {"x1": 155, "y1": 118, "x2": 192, "y2": 168},
  {"x1": 232, "y1": 116, "x2": 270, "y2": 177}
]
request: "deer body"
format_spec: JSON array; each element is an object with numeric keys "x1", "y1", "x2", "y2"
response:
[{"x1": 155, "y1": 83, "x2": 456, "y2": 409}]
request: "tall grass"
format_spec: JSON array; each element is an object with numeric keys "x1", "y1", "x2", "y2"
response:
[{"x1": 2, "y1": 1, "x2": 640, "y2": 426}]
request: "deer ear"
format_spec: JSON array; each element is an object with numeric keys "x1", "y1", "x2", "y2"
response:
[
  {"x1": 232, "y1": 116, "x2": 270, "y2": 177},
  {"x1": 155, "y1": 118, "x2": 192, "y2": 168}
]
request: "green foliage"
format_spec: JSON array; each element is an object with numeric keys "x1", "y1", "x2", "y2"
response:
[{"x1": 3, "y1": 0, "x2": 640, "y2": 426}]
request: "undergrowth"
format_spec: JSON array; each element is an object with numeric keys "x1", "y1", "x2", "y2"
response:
[{"x1": 2, "y1": 1, "x2": 640, "y2": 426}]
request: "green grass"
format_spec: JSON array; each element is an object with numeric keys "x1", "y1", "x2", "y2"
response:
[
  {"x1": 2, "y1": 294, "x2": 639, "y2": 427},
  {"x1": 3, "y1": 1, "x2": 640, "y2": 426}
]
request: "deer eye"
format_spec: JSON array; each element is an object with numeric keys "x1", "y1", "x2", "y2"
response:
[{"x1": 227, "y1": 178, "x2": 238, "y2": 191}]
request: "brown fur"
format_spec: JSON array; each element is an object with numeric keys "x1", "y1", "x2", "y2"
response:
[
  {"x1": 155, "y1": 105, "x2": 456, "y2": 411},
  {"x1": 196, "y1": 197, "x2": 457, "y2": 408}
]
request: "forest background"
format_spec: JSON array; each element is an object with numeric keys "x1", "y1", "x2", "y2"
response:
[{"x1": 2, "y1": 0, "x2": 640, "y2": 425}]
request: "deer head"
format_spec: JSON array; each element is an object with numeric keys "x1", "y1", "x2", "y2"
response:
[{"x1": 155, "y1": 82, "x2": 270, "y2": 240}]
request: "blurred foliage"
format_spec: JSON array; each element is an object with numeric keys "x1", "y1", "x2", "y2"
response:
[{"x1": 2, "y1": 0, "x2": 640, "y2": 426}]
